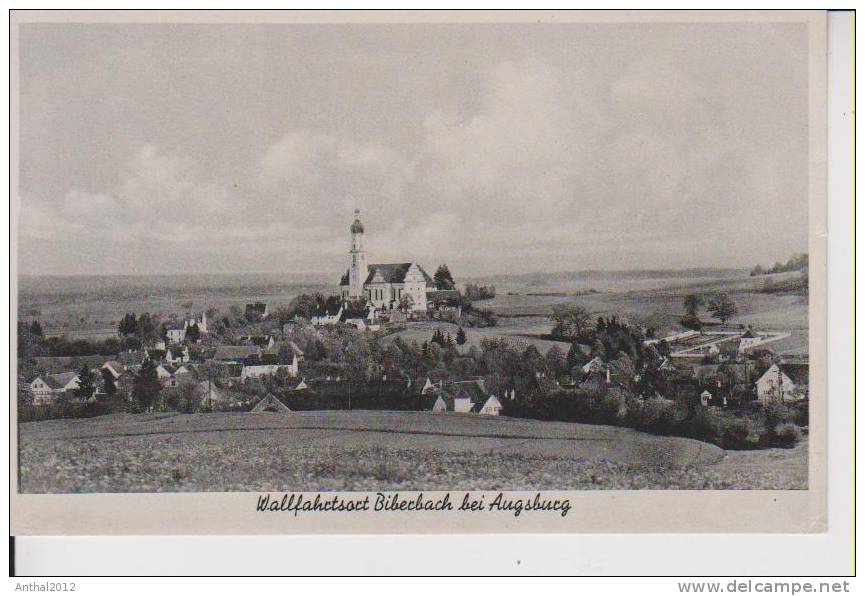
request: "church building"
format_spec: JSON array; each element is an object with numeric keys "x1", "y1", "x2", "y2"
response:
[{"x1": 339, "y1": 210, "x2": 433, "y2": 312}]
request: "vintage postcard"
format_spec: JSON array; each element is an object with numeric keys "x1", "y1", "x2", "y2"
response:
[{"x1": 10, "y1": 10, "x2": 827, "y2": 534}]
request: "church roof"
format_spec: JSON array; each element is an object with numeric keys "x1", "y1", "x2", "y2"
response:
[{"x1": 339, "y1": 263, "x2": 434, "y2": 286}]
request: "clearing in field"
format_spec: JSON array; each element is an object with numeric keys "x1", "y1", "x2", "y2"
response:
[{"x1": 18, "y1": 411, "x2": 807, "y2": 493}]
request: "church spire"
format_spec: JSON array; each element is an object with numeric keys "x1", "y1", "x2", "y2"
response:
[{"x1": 348, "y1": 209, "x2": 367, "y2": 300}]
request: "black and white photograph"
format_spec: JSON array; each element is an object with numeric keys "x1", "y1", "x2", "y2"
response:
[{"x1": 9, "y1": 10, "x2": 834, "y2": 540}]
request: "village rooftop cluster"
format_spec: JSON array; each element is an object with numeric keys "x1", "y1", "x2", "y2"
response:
[{"x1": 17, "y1": 212, "x2": 809, "y2": 452}]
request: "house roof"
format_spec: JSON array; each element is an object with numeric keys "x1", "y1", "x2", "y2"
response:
[
  {"x1": 341, "y1": 304, "x2": 373, "y2": 321},
  {"x1": 165, "y1": 322, "x2": 186, "y2": 331},
  {"x1": 427, "y1": 290, "x2": 462, "y2": 306},
  {"x1": 779, "y1": 363, "x2": 809, "y2": 386},
  {"x1": 694, "y1": 364, "x2": 752, "y2": 385},
  {"x1": 339, "y1": 263, "x2": 434, "y2": 286},
  {"x1": 102, "y1": 361, "x2": 126, "y2": 377},
  {"x1": 251, "y1": 393, "x2": 291, "y2": 413},
  {"x1": 262, "y1": 341, "x2": 302, "y2": 359},
  {"x1": 46, "y1": 371, "x2": 79, "y2": 389},
  {"x1": 582, "y1": 357, "x2": 605, "y2": 373},
  {"x1": 212, "y1": 345, "x2": 261, "y2": 361},
  {"x1": 479, "y1": 395, "x2": 503, "y2": 411},
  {"x1": 451, "y1": 380, "x2": 488, "y2": 403}
]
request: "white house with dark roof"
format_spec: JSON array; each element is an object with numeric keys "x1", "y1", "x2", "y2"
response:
[
  {"x1": 28, "y1": 376, "x2": 54, "y2": 405},
  {"x1": 338, "y1": 210, "x2": 433, "y2": 311},
  {"x1": 478, "y1": 395, "x2": 504, "y2": 416},
  {"x1": 165, "y1": 321, "x2": 187, "y2": 344},
  {"x1": 755, "y1": 363, "x2": 809, "y2": 402}
]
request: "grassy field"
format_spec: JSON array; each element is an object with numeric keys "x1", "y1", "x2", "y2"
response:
[
  {"x1": 18, "y1": 411, "x2": 807, "y2": 492},
  {"x1": 18, "y1": 270, "x2": 808, "y2": 355},
  {"x1": 383, "y1": 270, "x2": 808, "y2": 356}
]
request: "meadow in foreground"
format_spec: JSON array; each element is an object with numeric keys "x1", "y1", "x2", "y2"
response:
[{"x1": 18, "y1": 412, "x2": 807, "y2": 492}]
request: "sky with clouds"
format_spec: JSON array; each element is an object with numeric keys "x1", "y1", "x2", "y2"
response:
[{"x1": 17, "y1": 22, "x2": 809, "y2": 276}]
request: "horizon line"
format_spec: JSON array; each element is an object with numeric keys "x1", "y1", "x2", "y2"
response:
[{"x1": 16, "y1": 265, "x2": 763, "y2": 279}]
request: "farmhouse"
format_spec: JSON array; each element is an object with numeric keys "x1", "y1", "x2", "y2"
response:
[
  {"x1": 431, "y1": 395, "x2": 448, "y2": 412},
  {"x1": 338, "y1": 210, "x2": 433, "y2": 312},
  {"x1": 46, "y1": 371, "x2": 80, "y2": 394},
  {"x1": 165, "y1": 322, "x2": 186, "y2": 344},
  {"x1": 755, "y1": 363, "x2": 809, "y2": 402},
  {"x1": 28, "y1": 376, "x2": 54, "y2": 405},
  {"x1": 101, "y1": 360, "x2": 127, "y2": 380},
  {"x1": 478, "y1": 395, "x2": 504, "y2": 416},
  {"x1": 240, "y1": 353, "x2": 300, "y2": 381},
  {"x1": 453, "y1": 393, "x2": 474, "y2": 413}
]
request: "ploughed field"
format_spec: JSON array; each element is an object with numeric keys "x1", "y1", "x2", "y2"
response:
[{"x1": 18, "y1": 411, "x2": 807, "y2": 492}]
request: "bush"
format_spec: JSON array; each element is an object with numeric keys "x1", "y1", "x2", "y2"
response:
[
  {"x1": 687, "y1": 407, "x2": 754, "y2": 449},
  {"x1": 772, "y1": 422, "x2": 803, "y2": 447},
  {"x1": 680, "y1": 314, "x2": 702, "y2": 331},
  {"x1": 763, "y1": 402, "x2": 798, "y2": 429},
  {"x1": 626, "y1": 397, "x2": 682, "y2": 435}
]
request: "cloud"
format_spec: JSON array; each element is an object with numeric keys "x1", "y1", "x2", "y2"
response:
[
  {"x1": 260, "y1": 131, "x2": 415, "y2": 220},
  {"x1": 18, "y1": 48, "x2": 807, "y2": 275}
]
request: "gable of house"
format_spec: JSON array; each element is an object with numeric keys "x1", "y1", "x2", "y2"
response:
[
  {"x1": 250, "y1": 393, "x2": 291, "y2": 413},
  {"x1": 479, "y1": 395, "x2": 503, "y2": 415}
]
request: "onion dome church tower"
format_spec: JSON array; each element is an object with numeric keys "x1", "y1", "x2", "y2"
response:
[{"x1": 347, "y1": 209, "x2": 368, "y2": 300}]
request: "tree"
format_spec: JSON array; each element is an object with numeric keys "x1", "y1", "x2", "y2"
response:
[
  {"x1": 283, "y1": 292, "x2": 326, "y2": 321},
  {"x1": 135, "y1": 313, "x2": 161, "y2": 346},
  {"x1": 17, "y1": 322, "x2": 42, "y2": 359},
  {"x1": 550, "y1": 304, "x2": 592, "y2": 341},
  {"x1": 186, "y1": 323, "x2": 201, "y2": 343},
  {"x1": 75, "y1": 365, "x2": 96, "y2": 400},
  {"x1": 29, "y1": 320, "x2": 43, "y2": 336},
  {"x1": 118, "y1": 313, "x2": 137, "y2": 336},
  {"x1": 522, "y1": 344, "x2": 543, "y2": 372},
  {"x1": 132, "y1": 359, "x2": 162, "y2": 412},
  {"x1": 683, "y1": 294, "x2": 704, "y2": 318},
  {"x1": 398, "y1": 293, "x2": 415, "y2": 313},
  {"x1": 545, "y1": 345, "x2": 566, "y2": 376},
  {"x1": 565, "y1": 342, "x2": 587, "y2": 370},
  {"x1": 433, "y1": 264, "x2": 456, "y2": 290},
  {"x1": 681, "y1": 294, "x2": 705, "y2": 331},
  {"x1": 101, "y1": 368, "x2": 117, "y2": 397},
  {"x1": 455, "y1": 326, "x2": 467, "y2": 345},
  {"x1": 707, "y1": 293, "x2": 738, "y2": 324}
]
